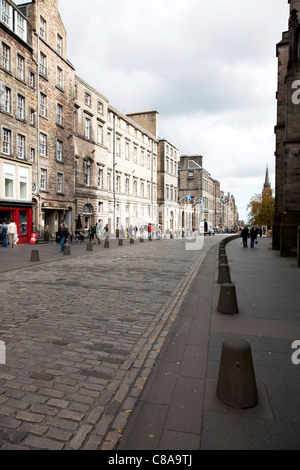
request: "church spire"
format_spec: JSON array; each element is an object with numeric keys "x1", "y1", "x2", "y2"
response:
[{"x1": 264, "y1": 165, "x2": 271, "y2": 191}]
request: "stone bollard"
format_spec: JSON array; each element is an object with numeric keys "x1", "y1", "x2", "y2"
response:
[
  {"x1": 64, "y1": 246, "x2": 71, "y2": 256},
  {"x1": 130, "y1": 238, "x2": 134, "y2": 244},
  {"x1": 217, "y1": 283, "x2": 238, "y2": 314},
  {"x1": 30, "y1": 250, "x2": 40, "y2": 262},
  {"x1": 118, "y1": 238, "x2": 123, "y2": 246},
  {"x1": 87, "y1": 243, "x2": 93, "y2": 251},
  {"x1": 104, "y1": 239, "x2": 109, "y2": 248},
  {"x1": 216, "y1": 338, "x2": 258, "y2": 409},
  {"x1": 219, "y1": 254, "x2": 228, "y2": 265},
  {"x1": 218, "y1": 263, "x2": 231, "y2": 284}
]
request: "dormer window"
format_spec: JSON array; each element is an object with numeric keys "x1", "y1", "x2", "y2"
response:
[{"x1": 1, "y1": 0, "x2": 12, "y2": 29}]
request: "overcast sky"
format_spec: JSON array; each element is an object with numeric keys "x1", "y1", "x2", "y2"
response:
[{"x1": 19, "y1": 0, "x2": 290, "y2": 222}]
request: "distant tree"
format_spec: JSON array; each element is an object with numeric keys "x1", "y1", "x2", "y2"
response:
[{"x1": 247, "y1": 188, "x2": 275, "y2": 228}]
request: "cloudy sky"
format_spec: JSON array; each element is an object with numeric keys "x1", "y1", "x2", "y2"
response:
[{"x1": 18, "y1": 0, "x2": 290, "y2": 222}]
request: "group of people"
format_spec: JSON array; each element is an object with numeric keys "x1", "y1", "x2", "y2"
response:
[
  {"x1": 87, "y1": 223, "x2": 109, "y2": 244},
  {"x1": 0, "y1": 220, "x2": 18, "y2": 248},
  {"x1": 240, "y1": 226, "x2": 261, "y2": 248}
]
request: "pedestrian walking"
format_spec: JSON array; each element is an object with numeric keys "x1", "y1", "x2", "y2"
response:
[
  {"x1": 148, "y1": 223, "x2": 152, "y2": 239},
  {"x1": 104, "y1": 224, "x2": 109, "y2": 240},
  {"x1": 250, "y1": 227, "x2": 257, "y2": 248},
  {"x1": 241, "y1": 226, "x2": 249, "y2": 248},
  {"x1": 7, "y1": 220, "x2": 17, "y2": 248},
  {"x1": 1, "y1": 221, "x2": 8, "y2": 247},
  {"x1": 95, "y1": 223, "x2": 102, "y2": 244},
  {"x1": 58, "y1": 222, "x2": 69, "y2": 253},
  {"x1": 88, "y1": 225, "x2": 94, "y2": 243}
]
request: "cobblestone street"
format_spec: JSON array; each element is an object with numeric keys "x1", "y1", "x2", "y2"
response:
[{"x1": 0, "y1": 235, "x2": 222, "y2": 450}]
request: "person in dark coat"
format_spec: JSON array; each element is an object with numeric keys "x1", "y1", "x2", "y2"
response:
[
  {"x1": 250, "y1": 227, "x2": 257, "y2": 248},
  {"x1": 58, "y1": 223, "x2": 69, "y2": 253},
  {"x1": 241, "y1": 226, "x2": 249, "y2": 248}
]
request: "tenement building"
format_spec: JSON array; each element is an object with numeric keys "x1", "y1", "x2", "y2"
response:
[
  {"x1": 178, "y1": 155, "x2": 224, "y2": 231},
  {"x1": 157, "y1": 138, "x2": 179, "y2": 233},
  {"x1": 26, "y1": 0, "x2": 75, "y2": 237},
  {"x1": 0, "y1": 0, "x2": 76, "y2": 240},
  {"x1": 74, "y1": 91, "x2": 159, "y2": 235},
  {"x1": 274, "y1": 0, "x2": 300, "y2": 257},
  {"x1": 220, "y1": 192, "x2": 239, "y2": 231},
  {"x1": 0, "y1": 0, "x2": 35, "y2": 243}
]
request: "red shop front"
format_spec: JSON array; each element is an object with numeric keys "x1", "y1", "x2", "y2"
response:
[{"x1": 0, "y1": 203, "x2": 33, "y2": 245}]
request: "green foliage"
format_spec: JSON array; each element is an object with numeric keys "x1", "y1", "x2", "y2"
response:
[{"x1": 247, "y1": 188, "x2": 275, "y2": 228}]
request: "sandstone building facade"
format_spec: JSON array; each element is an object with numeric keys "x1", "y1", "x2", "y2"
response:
[
  {"x1": 74, "y1": 82, "x2": 158, "y2": 234},
  {"x1": 177, "y1": 155, "x2": 235, "y2": 231},
  {"x1": 274, "y1": 0, "x2": 300, "y2": 257}
]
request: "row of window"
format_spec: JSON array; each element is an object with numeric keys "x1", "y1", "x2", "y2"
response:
[
  {"x1": 78, "y1": 114, "x2": 157, "y2": 169},
  {"x1": 1, "y1": 40, "x2": 65, "y2": 93},
  {"x1": 76, "y1": 87, "x2": 158, "y2": 151},
  {"x1": 1, "y1": 42, "x2": 34, "y2": 86},
  {"x1": 1, "y1": 85, "x2": 66, "y2": 129},
  {"x1": 79, "y1": 164, "x2": 156, "y2": 199},
  {"x1": 39, "y1": 168, "x2": 64, "y2": 193},
  {"x1": 95, "y1": 202, "x2": 152, "y2": 218},
  {"x1": 1, "y1": 127, "x2": 64, "y2": 163},
  {"x1": 165, "y1": 158, "x2": 177, "y2": 176}
]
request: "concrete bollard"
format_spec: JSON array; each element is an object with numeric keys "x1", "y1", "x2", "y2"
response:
[
  {"x1": 219, "y1": 254, "x2": 228, "y2": 265},
  {"x1": 218, "y1": 264, "x2": 232, "y2": 284},
  {"x1": 30, "y1": 250, "x2": 40, "y2": 262},
  {"x1": 216, "y1": 338, "x2": 258, "y2": 409},
  {"x1": 217, "y1": 283, "x2": 238, "y2": 314},
  {"x1": 64, "y1": 246, "x2": 71, "y2": 256},
  {"x1": 104, "y1": 239, "x2": 109, "y2": 248},
  {"x1": 87, "y1": 243, "x2": 93, "y2": 251},
  {"x1": 118, "y1": 238, "x2": 123, "y2": 246}
]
